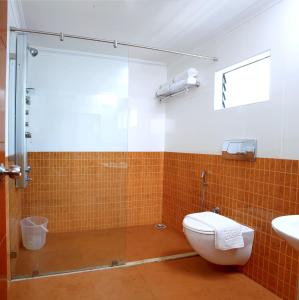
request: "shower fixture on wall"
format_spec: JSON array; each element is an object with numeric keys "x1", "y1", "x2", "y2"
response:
[
  {"x1": 15, "y1": 34, "x2": 33, "y2": 189},
  {"x1": 28, "y1": 47, "x2": 38, "y2": 57}
]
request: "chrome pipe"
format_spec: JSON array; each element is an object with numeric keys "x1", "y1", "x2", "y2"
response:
[
  {"x1": 10, "y1": 27, "x2": 218, "y2": 61},
  {"x1": 200, "y1": 170, "x2": 208, "y2": 211}
]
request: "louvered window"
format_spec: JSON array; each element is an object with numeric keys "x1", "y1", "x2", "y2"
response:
[{"x1": 214, "y1": 51, "x2": 271, "y2": 110}]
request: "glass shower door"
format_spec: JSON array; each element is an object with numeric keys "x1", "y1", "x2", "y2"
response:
[{"x1": 9, "y1": 32, "x2": 129, "y2": 278}]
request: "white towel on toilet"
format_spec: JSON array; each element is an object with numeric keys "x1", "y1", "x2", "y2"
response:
[{"x1": 194, "y1": 212, "x2": 244, "y2": 250}]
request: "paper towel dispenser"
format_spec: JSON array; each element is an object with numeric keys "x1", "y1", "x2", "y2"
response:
[{"x1": 222, "y1": 139, "x2": 257, "y2": 162}]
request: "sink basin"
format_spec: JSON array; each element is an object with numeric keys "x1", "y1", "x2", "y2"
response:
[{"x1": 272, "y1": 215, "x2": 299, "y2": 251}]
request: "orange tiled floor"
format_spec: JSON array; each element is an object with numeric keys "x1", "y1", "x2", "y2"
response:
[
  {"x1": 9, "y1": 256, "x2": 280, "y2": 300},
  {"x1": 13, "y1": 225, "x2": 192, "y2": 277}
]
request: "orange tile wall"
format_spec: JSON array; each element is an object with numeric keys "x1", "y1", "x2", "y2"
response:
[
  {"x1": 22, "y1": 152, "x2": 163, "y2": 232},
  {"x1": 21, "y1": 150, "x2": 298, "y2": 299},
  {"x1": 162, "y1": 152, "x2": 299, "y2": 300}
]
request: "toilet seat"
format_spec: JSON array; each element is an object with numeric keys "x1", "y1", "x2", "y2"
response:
[{"x1": 183, "y1": 213, "x2": 214, "y2": 235}]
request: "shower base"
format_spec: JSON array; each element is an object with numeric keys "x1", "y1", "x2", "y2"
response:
[{"x1": 12, "y1": 224, "x2": 193, "y2": 279}]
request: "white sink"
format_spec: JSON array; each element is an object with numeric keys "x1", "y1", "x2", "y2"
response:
[{"x1": 272, "y1": 215, "x2": 299, "y2": 251}]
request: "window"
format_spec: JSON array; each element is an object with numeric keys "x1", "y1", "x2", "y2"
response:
[{"x1": 214, "y1": 51, "x2": 271, "y2": 110}]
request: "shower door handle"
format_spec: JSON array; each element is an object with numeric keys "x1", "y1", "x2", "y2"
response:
[{"x1": 0, "y1": 164, "x2": 22, "y2": 179}]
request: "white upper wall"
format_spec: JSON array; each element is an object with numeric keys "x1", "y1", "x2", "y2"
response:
[
  {"x1": 128, "y1": 61, "x2": 166, "y2": 151},
  {"x1": 19, "y1": 0, "x2": 279, "y2": 63},
  {"x1": 165, "y1": 0, "x2": 299, "y2": 159},
  {"x1": 27, "y1": 48, "x2": 166, "y2": 152},
  {"x1": 9, "y1": 0, "x2": 298, "y2": 157}
]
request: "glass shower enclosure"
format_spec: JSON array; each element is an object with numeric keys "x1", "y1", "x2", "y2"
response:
[
  {"x1": 8, "y1": 28, "x2": 196, "y2": 280},
  {"x1": 9, "y1": 31, "x2": 129, "y2": 278}
]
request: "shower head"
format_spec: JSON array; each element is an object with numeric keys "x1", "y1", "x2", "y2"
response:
[{"x1": 28, "y1": 47, "x2": 38, "y2": 57}]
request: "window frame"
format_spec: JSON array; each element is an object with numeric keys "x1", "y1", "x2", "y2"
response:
[{"x1": 214, "y1": 51, "x2": 271, "y2": 110}]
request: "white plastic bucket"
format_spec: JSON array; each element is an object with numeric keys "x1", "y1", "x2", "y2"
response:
[{"x1": 20, "y1": 216, "x2": 48, "y2": 250}]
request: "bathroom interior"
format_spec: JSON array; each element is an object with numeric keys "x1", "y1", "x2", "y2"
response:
[{"x1": 1, "y1": 0, "x2": 299, "y2": 299}]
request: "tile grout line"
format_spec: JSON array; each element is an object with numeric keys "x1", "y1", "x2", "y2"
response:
[{"x1": 10, "y1": 252, "x2": 198, "y2": 282}]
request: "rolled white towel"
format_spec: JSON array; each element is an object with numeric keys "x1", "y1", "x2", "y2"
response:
[
  {"x1": 169, "y1": 79, "x2": 187, "y2": 94},
  {"x1": 173, "y1": 68, "x2": 198, "y2": 82},
  {"x1": 155, "y1": 68, "x2": 200, "y2": 99},
  {"x1": 156, "y1": 83, "x2": 171, "y2": 97}
]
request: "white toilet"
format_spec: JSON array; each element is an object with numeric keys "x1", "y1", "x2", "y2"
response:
[{"x1": 183, "y1": 212, "x2": 254, "y2": 266}]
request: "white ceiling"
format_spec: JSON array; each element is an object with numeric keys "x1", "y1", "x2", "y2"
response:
[{"x1": 19, "y1": 0, "x2": 279, "y2": 62}]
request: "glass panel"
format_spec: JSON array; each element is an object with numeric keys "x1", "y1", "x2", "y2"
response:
[
  {"x1": 9, "y1": 32, "x2": 128, "y2": 278},
  {"x1": 9, "y1": 31, "x2": 196, "y2": 280}
]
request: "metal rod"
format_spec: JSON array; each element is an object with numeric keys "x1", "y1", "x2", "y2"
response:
[{"x1": 10, "y1": 27, "x2": 218, "y2": 61}]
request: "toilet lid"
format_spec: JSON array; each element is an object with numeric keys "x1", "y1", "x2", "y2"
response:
[{"x1": 183, "y1": 213, "x2": 214, "y2": 235}]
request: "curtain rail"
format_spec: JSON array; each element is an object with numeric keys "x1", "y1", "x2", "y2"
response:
[{"x1": 10, "y1": 27, "x2": 218, "y2": 62}]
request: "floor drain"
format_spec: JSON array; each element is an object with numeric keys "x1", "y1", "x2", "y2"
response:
[
  {"x1": 154, "y1": 224, "x2": 167, "y2": 230},
  {"x1": 111, "y1": 260, "x2": 125, "y2": 267}
]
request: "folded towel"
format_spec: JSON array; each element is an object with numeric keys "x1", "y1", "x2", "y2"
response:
[
  {"x1": 173, "y1": 68, "x2": 198, "y2": 82},
  {"x1": 155, "y1": 68, "x2": 200, "y2": 99},
  {"x1": 193, "y1": 212, "x2": 244, "y2": 250},
  {"x1": 156, "y1": 83, "x2": 171, "y2": 97}
]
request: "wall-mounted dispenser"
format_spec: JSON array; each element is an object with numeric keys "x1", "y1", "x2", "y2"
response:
[{"x1": 222, "y1": 139, "x2": 257, "y2": 162}]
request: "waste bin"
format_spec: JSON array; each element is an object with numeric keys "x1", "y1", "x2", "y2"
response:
[{"x1": 20, "y1": 216, "x2": 48, "y2": 250}]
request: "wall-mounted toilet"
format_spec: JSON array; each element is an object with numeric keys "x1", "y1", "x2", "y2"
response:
[{"x1": 183, "y1": 212, "x2": 254, "y2": 265}]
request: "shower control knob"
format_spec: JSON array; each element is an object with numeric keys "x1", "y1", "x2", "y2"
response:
[
  {"x1": 25, "y1": 122, "x2": 29, "y2": 127},
  {"x1": 25, "y1": 132, "x2": 32, "y2": 138},
  {"x1": 25, "y1": 110, "x2": 29, "y2": 115},
  {"x1": 26, "y1": 176, "x2": 32, "y2": 182},
  {"x1": 26, "y1": 96, "x2": 31, "y2": 105}
]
